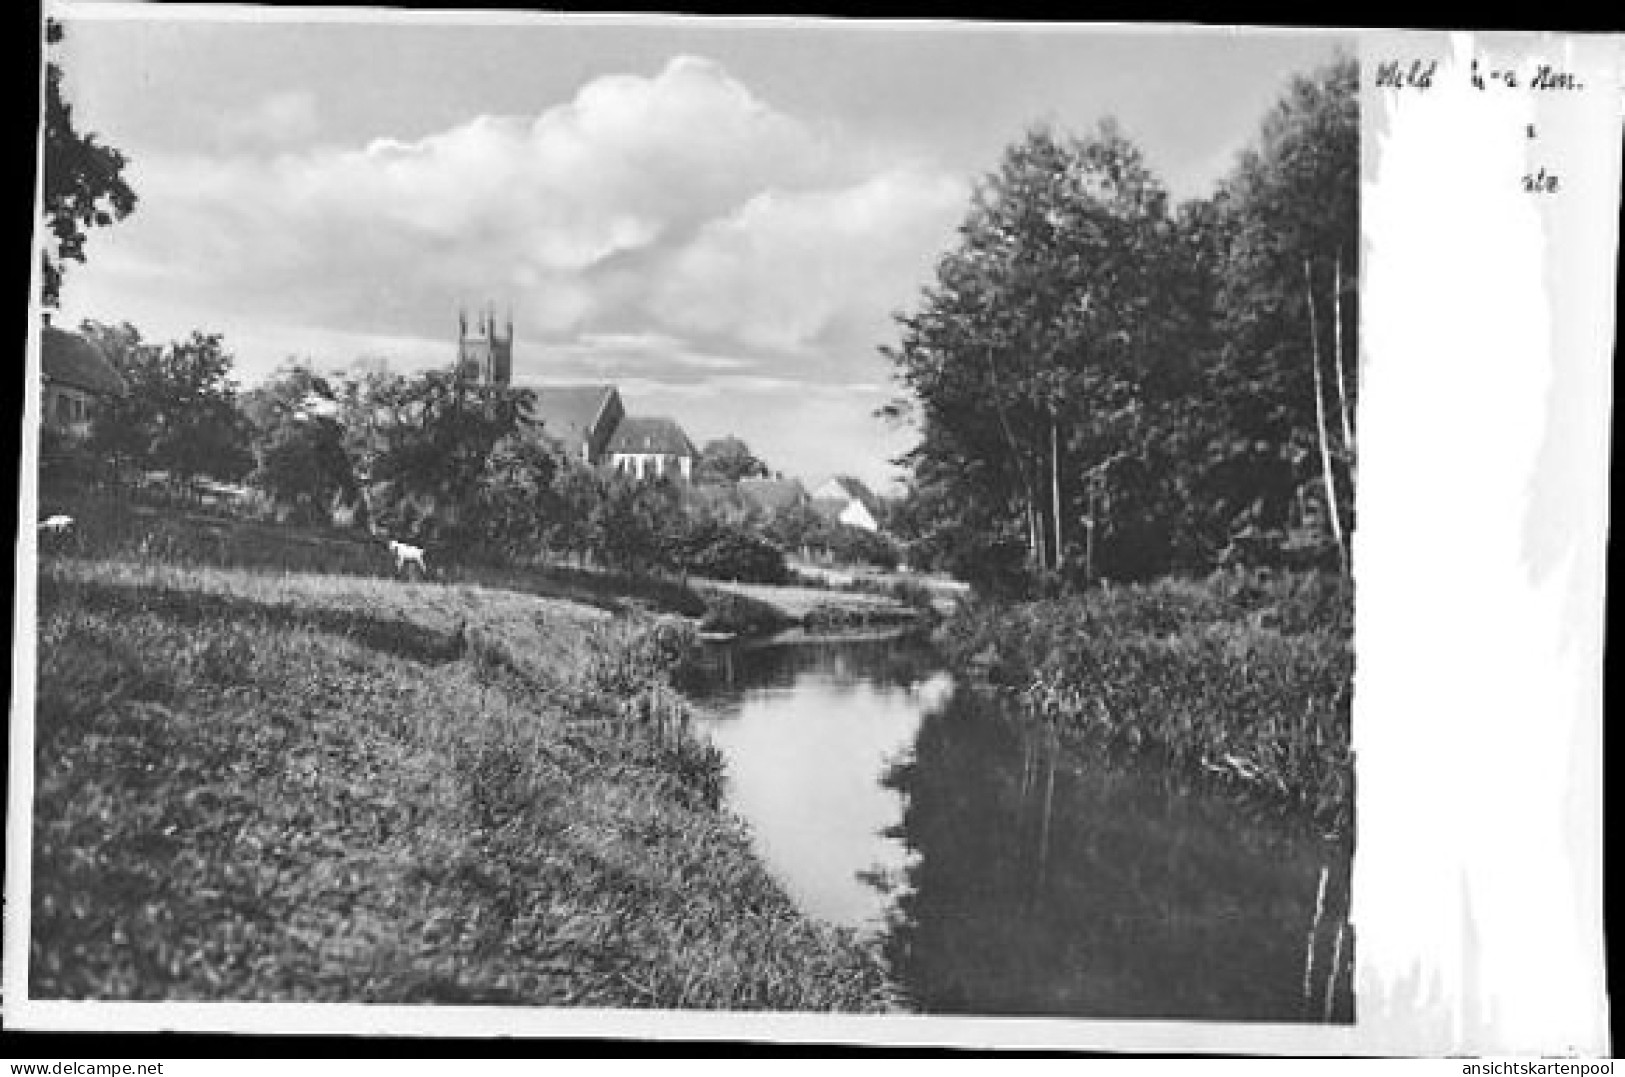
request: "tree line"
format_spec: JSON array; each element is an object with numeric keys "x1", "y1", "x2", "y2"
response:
[
  {"x1": 883, "y1": 56, "x2": 1357, "y2": 595},
  {"x1": 45, "y1": 329, "x2": 904, "y2": 585}
]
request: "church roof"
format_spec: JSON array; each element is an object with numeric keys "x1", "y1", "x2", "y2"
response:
[
  {"x1": 607, "y1": 416, "x2": 696, "y2": 458},
  {"x1": 523, "y1": 385, "x2": 619, "y2": 445},
  {"x1": 41, "y1": 326, "x2": 127, "y2": 397}
]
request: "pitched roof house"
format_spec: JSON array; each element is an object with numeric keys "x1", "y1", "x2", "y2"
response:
[
  {"x1": 41, "y1": 325, "x2": 127, "y2": 435},
  {"x1": 810, "y1": 475, "x2": 882, "y2": 532},
  {"x1": 607, "y1": 416, "x2": 698, "y2": 481}
]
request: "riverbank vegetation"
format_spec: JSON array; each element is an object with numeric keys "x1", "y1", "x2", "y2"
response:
[
  {"x1": 936, "y1": 568, "x2": 1353, "y2": 833},
  {"x1": 30, "y1": 554, "x2": 894, "y2": 1006}
]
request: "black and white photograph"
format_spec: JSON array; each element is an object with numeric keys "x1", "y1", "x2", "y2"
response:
[{"x1": 10, "y1": 5, "x2": 1615, "y2": 1056}]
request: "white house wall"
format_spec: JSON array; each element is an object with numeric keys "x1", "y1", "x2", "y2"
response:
[
  {"x1": 611, "y1": 452, "x2": 694, "y2": 481},
  {"x1": 839, "y1": 500, "x2": 879, "y2": 532}
]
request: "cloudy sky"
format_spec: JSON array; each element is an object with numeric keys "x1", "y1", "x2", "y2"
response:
[{"x1": 50, "y1": 8, "x2": 1349, "y2": 490}]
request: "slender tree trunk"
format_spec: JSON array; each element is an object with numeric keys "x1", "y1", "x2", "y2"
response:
[
  {"x1": 983, "y1": 346, "x2": 1043, "y2": 571},
  {"x1": 1305, "y1": 259, "x2": 1348, "y2": 573},
  {"x1": 1083, "y1": 479, "x2": 1097, "y2": 586},
  {"x1": 1050, "y1": 415, "x2": 1063, "y2": 575},
  {"x1": 1034, "y1": 724, "x2": 1058, "y2": 901},
  {"x1": 1323, "y1": 917, "x2": 1347, "y2": 1022},
  {"x1": 1333, "y1": 249, "x2": 1357, "y2": 485},
  {"x1": 1303, "y1": 863, "x2": 1329, "y2": 1010}
]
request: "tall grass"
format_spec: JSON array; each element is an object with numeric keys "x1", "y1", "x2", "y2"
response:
[
  {"x1": 30, "y1": 555, "x2": 894, "y2": 1008},
  {"x1": 936, "y1": 568, "x2": 1353, "y2": 833}
]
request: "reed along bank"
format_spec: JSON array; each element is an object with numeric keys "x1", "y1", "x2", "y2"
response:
[
  {"x1": 29, "y1": 555, "x2": 894, "y2": 1007},
  {"x1": 934, "y1": 567, "x2": 1354, "y2": 836}
]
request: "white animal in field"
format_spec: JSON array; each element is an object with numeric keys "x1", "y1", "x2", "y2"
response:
[
  {"x1": 39, "y1": 514, "x2": 74, "y2": 535},
  {"x1": 386, "y1": 538, "x2": 427, "y2": 577}
]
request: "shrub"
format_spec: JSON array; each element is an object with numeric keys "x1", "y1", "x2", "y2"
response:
[
  {"x1": 673, "y1": 518, "x2": 788, "y2": 584},
  {"x1": 697, "y1": 591, "x2": 791, "y2": 637}
]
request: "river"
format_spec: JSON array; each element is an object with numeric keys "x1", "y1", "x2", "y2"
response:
[{"x1": 685, "y1": 630, "x2": 1354, "y2": 1023}]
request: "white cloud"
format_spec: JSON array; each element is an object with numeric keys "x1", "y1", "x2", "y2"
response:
[
  {"x1": 69, "y1": 54, "x2": 962, "y2": 359},
  {"x1": 649, "y1": 167, "x2": 967, "y2": 354}
]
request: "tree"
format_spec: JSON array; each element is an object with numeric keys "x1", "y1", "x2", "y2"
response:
[
  {"x1": 41, "y1": 20, "x2": 137, "y2": 309},
  {"x1": 80, "y1": 321, "x2": 157, "y2": 486},
  {"x1": 586, "y1": 472, "x2": 685, "y2": 575},
  {"x1": 148, "y1": 333, "x2": 255, "y2": 486},
  {"x1": 474, "y1": 434, "x2": 563, "y2": 560},
  {"x1": 1206, "y1": 55, "x2": 1359, "y2": 569},
  {"x1": 82, "y1": 322, "x2": 253, "y2": 488},
  {"x1": 884, "y1": 120, "x2": 1182, "y2": 587},
  {"x1": 540, "y1": 461, "x2": 606, "y2": 566},
  {"x1": 343, "y1": 369, "x2": 535, "y2": 549},
  {"x1": 241, "y1": 363, "x2": 356, "y2": 523},
  {"x1": 695, "y1": 436, "x2": 769, "y2": 485}
]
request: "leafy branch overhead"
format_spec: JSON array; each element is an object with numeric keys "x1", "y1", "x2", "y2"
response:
[{"x1": 42, "y1": 19, "x2": 138, "y2": 309}]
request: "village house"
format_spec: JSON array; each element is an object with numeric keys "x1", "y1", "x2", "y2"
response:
[
  {"x1": 606, "y1": 416, "x2": 697, "y2": 481},
  {"x1": 40, "y1": 324, "x2": 126, "y2": 437},
  {"x1": 810, "y1": 475, "x2": 881, "y2": 532}
]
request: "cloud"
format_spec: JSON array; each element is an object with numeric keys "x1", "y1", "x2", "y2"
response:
[
  {"x1": 69, "y1": 54, "x2": 963, "y2": 371},
  {"x1": 649, "y1": 167, "x2": 967, "y2": 356}
]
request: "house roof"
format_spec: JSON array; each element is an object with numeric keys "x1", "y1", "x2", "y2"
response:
[
  {"x1": 737, "y1": 477, "x2": 807, "y2": 513},
  {"x1": 812, "y1": 474, "x2": 878, "y2": 511},
  {"x1": 523, "y1": 385, "x2": 618, "y2": 446},
  {"x1": 41, "y1": 326, "x2": 127, "y2": 397},
  {"x1": 810, "y1": 496, "x2": 851, "y2": 522},
  {"x1": 607, "y1": 416, "x2": 696, "y2": 458}
]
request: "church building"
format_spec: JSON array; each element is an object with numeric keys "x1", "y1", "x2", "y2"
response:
[{"x1": 453, "y1": 305, "x2": 697, "y2": 480}]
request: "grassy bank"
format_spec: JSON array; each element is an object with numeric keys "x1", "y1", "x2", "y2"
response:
[
  {"x1": 935, "y1": 568, "x2": 1353, "y2": 834},
  {"x1": 29, "y1": 555, "x2": 894, "y2": 1007},
  {"x1": 35, "y1": 491, "x2": 710, "y2": 620}
]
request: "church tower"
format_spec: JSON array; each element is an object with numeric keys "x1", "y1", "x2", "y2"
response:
[{"x1": 456, "y1": 304, "x2": 513, "y2": 386}]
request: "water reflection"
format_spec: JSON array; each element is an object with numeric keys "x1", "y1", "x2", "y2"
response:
[
  {"x1": 687, "y1": 633, "x2": 1354, "y2": 1023},
  {"x1": 688, "y1": 634, "x2": 943, "y2": 933},
  {"x1": 880, "y1": 690, "x2": 1354, "y2": 1021}
]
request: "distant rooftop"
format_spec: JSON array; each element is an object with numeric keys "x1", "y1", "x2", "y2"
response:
[
  {"x1": 41, "y1": 326, "x2": 127, "y2": 397},
  {"x1": 813, "y1": 474, "x2": 879, "y2": 511}
]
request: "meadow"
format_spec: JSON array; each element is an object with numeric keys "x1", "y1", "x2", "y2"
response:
[{"x1": 28, "y1": 542, "x2": 894, "y2": 1007}]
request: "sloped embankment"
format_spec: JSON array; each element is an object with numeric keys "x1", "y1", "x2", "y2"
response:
[{"x1": 29, "y1": 558, "x2": 895, "y2": 1008}]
